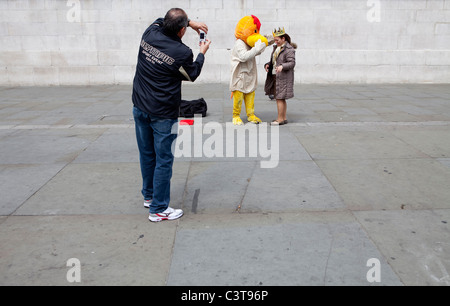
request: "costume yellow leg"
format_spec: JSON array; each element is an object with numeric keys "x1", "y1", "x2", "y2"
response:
[
  {"x1": 232, "y1": 91, "x2": 244, "y2": 125},
  {"x1": 232, "y1": 91, "x2": 262, "y2": 125},
  {"x1": 243, "y1": 91, "x2": 262, "y2": 124}
]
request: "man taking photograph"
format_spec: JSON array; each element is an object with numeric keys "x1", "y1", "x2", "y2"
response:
[{"x1": 132, "y1": 8, "x2": 211, "y2": 222}]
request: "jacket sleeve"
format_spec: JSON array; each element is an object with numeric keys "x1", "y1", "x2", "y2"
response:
[
  {"x1": 142, "y1": 18, "x2": 164, "y2": 36},
  {"x1": 265, "y1": 48, "x2": 275, "y2": 68},
  {"x1": 234, "y1": 40, "x2": 265, "y2": 62},
  {"x1": 152, "y1": 18, "x2": 164, "y2": 27},
  {"x1": 281, "y1": 49, "x2": 296, "y2": 71},
  {"x1": 178, "y1": 51, "x2": 205, "y2": 82}
]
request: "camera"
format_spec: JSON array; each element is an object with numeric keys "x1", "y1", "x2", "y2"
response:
[{"x1": 199, "y1": 30, "x2": 206, "y2": 43}]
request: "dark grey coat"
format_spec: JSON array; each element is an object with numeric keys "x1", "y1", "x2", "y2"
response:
[{"x1": 264, "y1": 42, "x2": 296, "y2": 100}]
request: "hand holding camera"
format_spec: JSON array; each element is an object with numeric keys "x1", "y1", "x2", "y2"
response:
[
  {"x1": 188, "y1": 20, "x2": 211, "y2": 55},
  {"x1": 199, "y1": 30, "x2": 206, "y2": 43},
  {"x1": 199, "y1": 30, "x2": 211, "y2": 55}
]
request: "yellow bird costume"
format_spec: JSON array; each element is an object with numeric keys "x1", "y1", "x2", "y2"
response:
[{"x1": 229, "y1": 15, "x2": 271, "y2": 125}]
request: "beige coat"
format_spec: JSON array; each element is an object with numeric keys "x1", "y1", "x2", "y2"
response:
[{"x1": 229, "y1": 39, "x2": 266, "y2": 94}]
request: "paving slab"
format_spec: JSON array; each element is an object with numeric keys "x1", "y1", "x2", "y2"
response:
[
  {"x1": 0, "y1": 215, "x2": 177, "y2": 286},
  {"x1": 167, "y1": 212, "x2": 402, "y2": 286},
  {"x1": 437, "y1": 158, "x2": 450, "y2": 169},
  {"x1": 291, "y1": 125, "x2": 428, "y2": 160},
  {"x1": 241, "y1": 161, "x2": 345, "y2": 212},
  {"x1": 182, "y1": 161, "x2": 255, "y2": 214},
  {"x1": 0, "y1": 164, "x2": 66, "y2": 215},
  {"x1": 354, "y1": 209, "x2": 450, "y2": 286},
  {"x1": 12, "y1": 163, "x2": 143, "y2": 215},
  {"x1": 0, "y1": 128, "x2": 105, "y2": 164},
  {"x1": 13, "y1": 162, "x2": 189, "y2": 216},
  {"x1": 315, "y1": 158, "x2": 450, "y2": 210},
  {"x1": 390, "y1": 126, "x2": 450, "y2": 158},
  {"x1": 73, "y1": 128, "x2": 139, "y2": 163}
]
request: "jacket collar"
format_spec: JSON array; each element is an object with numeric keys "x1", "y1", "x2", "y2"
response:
[
  {"x1": 273, "y1": 42, "x2": 292, "y2": 51},
  {"x1": 162, "y1": 28, "x2": 183, "y2": 43}
]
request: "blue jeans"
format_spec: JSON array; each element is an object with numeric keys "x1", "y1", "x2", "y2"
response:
[{"x1": 133, "y1": 106, "x2": 178, "y2": 214}]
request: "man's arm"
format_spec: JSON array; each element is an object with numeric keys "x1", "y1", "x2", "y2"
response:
[
  {"x1": 178, "y1": 40, "x2": 211, "y2": 82},
  {"x1": 141, "y1": 18, "x2": 163, "y2": 37},
  {"x1": 188, "y1": 19, "x2": 208, "y2": 34}
]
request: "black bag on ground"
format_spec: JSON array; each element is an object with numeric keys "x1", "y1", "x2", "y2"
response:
[{"x1": 179, "y1": 98, "x2": 207, "y2": 118}]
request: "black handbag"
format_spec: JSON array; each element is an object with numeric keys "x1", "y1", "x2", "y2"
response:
[{"x1": 179, "y1": 98, "x2": 207, "y2": 118}]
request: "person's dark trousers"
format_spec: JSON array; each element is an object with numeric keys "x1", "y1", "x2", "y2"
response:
[{"x1": 133, "y1": 106, "x2": 178, "y2": 214}]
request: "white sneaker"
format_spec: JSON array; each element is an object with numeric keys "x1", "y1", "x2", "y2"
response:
[
  {"x1": 149, "y1": 207, "x2": 184, "y2": 222},
  {"x1": 144, "y1": 199, "x2": 152, "y2": 208}
]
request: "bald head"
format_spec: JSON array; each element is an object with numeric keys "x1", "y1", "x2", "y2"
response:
[{"x1": 163, "y1": 8, "x2": 188, "y2": 36}]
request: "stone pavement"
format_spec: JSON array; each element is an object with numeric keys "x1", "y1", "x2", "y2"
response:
[{"x1": 0, "y1": 83, "x2": 449, "y2": 286}]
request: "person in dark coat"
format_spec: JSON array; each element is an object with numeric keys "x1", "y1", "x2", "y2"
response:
[
  {"x1": 132, "y1": 8, "x2": 211, "y2": 222},
  {"x1": 264, "y1": 27, "x2": 297, "y2": 125}
]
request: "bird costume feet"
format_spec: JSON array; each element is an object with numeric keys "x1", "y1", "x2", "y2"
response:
[{"x1": 232, "y1": 91, "x2": 261, "y2": 125}]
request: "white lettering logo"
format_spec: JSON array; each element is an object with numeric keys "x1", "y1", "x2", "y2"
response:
[
  {"x1": 367, "y1": 0, "x2": 381, "y2": 23},
  {"x1": 366, "y1": 258, "x2": 381, "y2": 283},
  {"x1": 173, "y1": 117, "x2": 280, "y2": 169},
  {"x1": 66, "y1": 258, "x2": 81, "y2": 283},
  {"x1": 141, "y1": 40, "x2": 175, "y2": 65},
  {"x1": 66, "y1": 0, "x2": 81, "y2": 23}
]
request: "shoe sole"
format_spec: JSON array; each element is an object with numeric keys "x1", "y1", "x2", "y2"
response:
[{"x1": 149, "y1": 212, "x2": 184, "y2": 222}]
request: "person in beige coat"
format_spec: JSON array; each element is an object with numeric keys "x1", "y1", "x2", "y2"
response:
[{"x1": 264, "y1": 27, "x2": 297, "y2": 126}]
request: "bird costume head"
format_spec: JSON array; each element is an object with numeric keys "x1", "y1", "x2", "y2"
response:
[{"x1": 235, "y1": 15, "x2": 269, "y2": 47}]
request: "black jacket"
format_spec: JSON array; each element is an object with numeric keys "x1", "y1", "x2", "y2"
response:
[{"x1": 132, "y1": 18, "x2": 205, "y2": 119}]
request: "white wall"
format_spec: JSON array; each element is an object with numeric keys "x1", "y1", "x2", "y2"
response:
[{"x1": 0, "y1": 0, "x2": 449, "y2": 86}]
